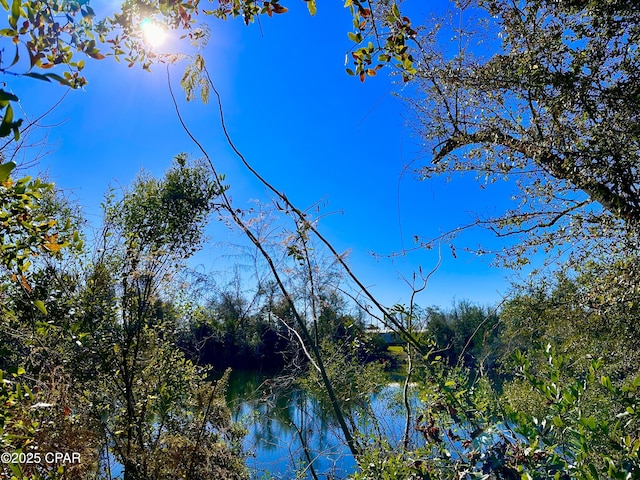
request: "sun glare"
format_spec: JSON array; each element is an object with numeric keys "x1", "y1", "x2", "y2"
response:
[{"x1": 141, "y1": 19, "x2": 166, "y2": 48}]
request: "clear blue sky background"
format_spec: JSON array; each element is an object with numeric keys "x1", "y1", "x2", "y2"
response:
[{"x1": 8, "y1": 1, "x2": 527, "y2": 309}]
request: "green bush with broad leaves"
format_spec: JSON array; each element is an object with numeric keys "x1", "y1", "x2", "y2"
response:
[{"x1": 351, "y1": 344, "x2": 640, "y2": 479}]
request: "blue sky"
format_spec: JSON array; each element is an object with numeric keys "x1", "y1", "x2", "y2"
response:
[{"x1": 7, "y1": 1, "x2": 526, "y2": 309}]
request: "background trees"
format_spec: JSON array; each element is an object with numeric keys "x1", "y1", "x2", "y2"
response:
[{"x1": 425, "y1": 301, "x2": 501, "y2": 372}]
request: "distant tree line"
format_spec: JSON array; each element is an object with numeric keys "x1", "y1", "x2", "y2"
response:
[{"x1": 176, "y1": 288, "x2": 389, "y2": 372}]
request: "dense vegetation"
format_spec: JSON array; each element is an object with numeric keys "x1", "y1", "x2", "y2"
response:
[
  {"x1": 1, "y1": 160, "x2": 249, "y2": 479},
  {"x1": 1, "y1": 0, "x2": 639, "y2": 479},
  {"x1": 175, "y1": 289, "x2": 386, "y2": 372}
]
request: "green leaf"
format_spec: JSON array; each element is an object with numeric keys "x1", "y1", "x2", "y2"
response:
[
  {"x1": 0, "y1": 161, "x2": 16, "y2": 182},
  {"x1": 33, "y1": 300, "x2": 47, "y2": 315},
  {"x1": 10, "y1": 0, "x2": 21, "y2": 30},
  {"x1": 0, "y1": 89, "x2": 18, "y2": 103},
  {"x1": 24, "y1": 72, "x2": 52, "y2": 82},
  {"x1": 42, "y1": 73, "x2": 72, "y2": 87},
  {"x1": 9, "y1": 462, "x2": 22, "y2": 478},
  {"x1": 158, "y1": 0, "x2": 170, "y2": 16},
  {"x1": 9, "y1": 45, "x2": 19, "y2": 68},
  {"x1": 0, "y1": 103, "x2": 15, "y2": 137},
  {"x1": 580, "y1": 416, "x2": 597, "y2": 431},
  {"x1": 391, "y1": 2, "x2": 400, "y2": 20},
  {"x1": 23, "y1": 383, "x2": 33, "y2": 399}
]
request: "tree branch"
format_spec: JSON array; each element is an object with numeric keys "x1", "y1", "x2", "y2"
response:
[{"x1": 433, "y1": 128, "x2": 640, "y2": 225}]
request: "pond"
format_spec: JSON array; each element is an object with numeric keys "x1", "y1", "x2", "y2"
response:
[{"x1": 226, "y1": 370, "x2": 418, "y2": 480}]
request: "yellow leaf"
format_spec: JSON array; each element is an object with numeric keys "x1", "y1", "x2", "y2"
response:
[
  {"x1": 44, "y1": 233, "x2": 63, "y2": 252},
  {"x1": 44, "y1": 242, "x2": 63, "y2": 252},
  {"x1": 307, "y1": 0, "x2": 316, "y2": 15}
]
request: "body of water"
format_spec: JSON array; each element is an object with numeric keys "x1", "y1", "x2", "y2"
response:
[{"x1": 226, "y1": 370, "x2": 419, "y2": 480}]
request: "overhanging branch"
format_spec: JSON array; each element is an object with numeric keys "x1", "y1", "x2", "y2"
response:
[{"x1": 433, "y1": 128, "x2": 640, "y2": 225}]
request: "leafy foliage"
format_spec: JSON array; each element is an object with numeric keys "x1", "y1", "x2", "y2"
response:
[
  {"x1": 0, "y1": 0, "x2": 198, "y2": 143},
  {"x1": 300, "y1": 339, "x2": 385, "y2": 416},
  {"x1": 78, "y1": 158, "x2": 246, "y2": 479},
  {"x1": 412, "y1": 0, "x2": 640, "y2": 265},
  {"x1": 352, "y1": 345, "x2": 640, "y2": 479},
  {"x1": 0, "y1": 0, "x2": 99, "y2": 142},
  {"x1": 0, "y1": 162, "x2": 67, "y2": 276},
  {"x1": 107, "y1": 154, "x2": 222, "y2": 259},
  {"x1": 499, "y1": 265, "x2": 640, "y2": 385},
  {"x1": 505, "y1": 349, "x2": 640, "y2": 478},
  {"x1": 0, "y1": 0, "x2": 417, "y2": 147},
  {"x1": 426, "y1": 301, "x2": 501, "y2": 371},
  {"x1": 0, "y1": 158, "x2": 247, "y2": 479}
]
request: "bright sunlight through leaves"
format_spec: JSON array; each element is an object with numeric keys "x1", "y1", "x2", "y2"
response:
[{"x1": 141, "y1": 18, "x2": 166, "y2": 48}]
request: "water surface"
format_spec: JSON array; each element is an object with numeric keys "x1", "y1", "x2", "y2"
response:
[{"x1": 227, "y1": 370, "x2": 417, "y2": 479}]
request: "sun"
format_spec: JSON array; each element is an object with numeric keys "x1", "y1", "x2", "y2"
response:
[{"x1": 140, "y1": 18, "x2": 167, "y2": 48}]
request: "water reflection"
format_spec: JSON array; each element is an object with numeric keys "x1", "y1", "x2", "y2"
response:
[
  {"x1": 225, "y1": 370, "x2": 351, "y2": 479},
  {"x1": 226, "y1": 370, "x2": 418, "y2": 480}
]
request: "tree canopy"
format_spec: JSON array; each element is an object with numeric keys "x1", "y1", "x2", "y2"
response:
[{"x1": 412, "y1": 0, "x2": 640, "y2": 264}]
